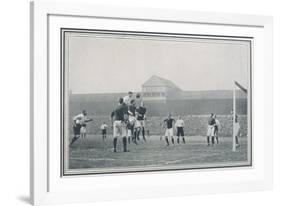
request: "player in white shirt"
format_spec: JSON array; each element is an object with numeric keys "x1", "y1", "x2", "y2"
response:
[
  {"x1": 175, "y1": 116, "x2": 186, "y2": 144},
  {"x1": 123, "y1": 91, "x2": 133, "y2": 105},
  {"x1": 100, "y1": 122, "x2": 108, "y2": 140},
  {"x1": 70, "y1": 110, "x2": 93, "y2": 146}
]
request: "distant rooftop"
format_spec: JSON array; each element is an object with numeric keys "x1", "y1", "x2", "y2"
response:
[{"x1": 142, "y1": 75, "x2": 182, "y2": 91}]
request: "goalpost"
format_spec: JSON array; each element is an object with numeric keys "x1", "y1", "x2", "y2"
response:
[{"x1": 232, "y1": 81, "x2": 247, "y2": 151}]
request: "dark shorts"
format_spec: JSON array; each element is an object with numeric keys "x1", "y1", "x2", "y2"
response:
[
  {"x1": 73, "y1": 124, "x2": 82, "y2": 135},
  {"x1": 214, "y1": 126, "x2": 218, "y2": 135},
  {"x1": 102, "y1": 129, "x2": 106, "y2": 135},
  {"x1": 177, "y1": 127, "x2": 184, "y2": 137}
]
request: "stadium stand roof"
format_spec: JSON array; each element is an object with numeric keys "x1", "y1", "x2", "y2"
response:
[{"x1": 142, "y1": 75, "x2": 182, "y2": 91}]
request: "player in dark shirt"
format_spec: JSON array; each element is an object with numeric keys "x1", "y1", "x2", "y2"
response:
[
  {"x1": 136, "y1": 102, "x2": 147, "y2": 142},
  {"x1": 206, "y1": 113, "x2": 216, "y2": 146},
  {"x1": 163, "y1": 114, "x2": 176, "y2": 146},
  {"x1": 110, "y1": 98, "x2": 129, "y2": 152}
]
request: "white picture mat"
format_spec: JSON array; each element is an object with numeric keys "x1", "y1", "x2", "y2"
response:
[{"x1": 31, "y1": 1, "x2": 273, "y2": 205}]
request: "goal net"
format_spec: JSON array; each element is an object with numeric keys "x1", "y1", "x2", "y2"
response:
[{"x1": 232, "y1": 81, "x2": 247, "y2": 151}]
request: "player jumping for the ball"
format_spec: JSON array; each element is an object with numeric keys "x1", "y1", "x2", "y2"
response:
[
  {"x1": 123, "y1": 91, "x2": 133, "y2": 105},
  {"x1": 163, "y1": 114, "x2": 176, "y2": 146}
]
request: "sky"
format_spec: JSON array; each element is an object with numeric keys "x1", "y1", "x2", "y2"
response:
[{"x1": 65, "y1": 32, "x2": 250, "y2": 94}]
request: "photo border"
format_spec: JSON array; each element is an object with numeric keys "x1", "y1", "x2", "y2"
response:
[{"x1": 61, "y1": 28, "x2": 253, "y2": 176}]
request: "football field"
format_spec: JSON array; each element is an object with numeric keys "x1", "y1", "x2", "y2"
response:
[{"x1": 68, "y1": 134, "x2": 249, "y2": 171}]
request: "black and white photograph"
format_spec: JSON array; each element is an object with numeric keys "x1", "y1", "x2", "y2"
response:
[{"x1": 62, "y1": 29, "x2": 251, "y2": 175}]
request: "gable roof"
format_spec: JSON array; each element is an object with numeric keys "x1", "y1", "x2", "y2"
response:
[{"x1": 142, "y1": 75, "x2": 182, "y2": 90}]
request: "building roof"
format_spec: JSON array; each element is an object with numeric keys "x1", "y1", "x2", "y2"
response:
[{"x1": 142, "y1": 75, "x2": 182, "y2": 91}]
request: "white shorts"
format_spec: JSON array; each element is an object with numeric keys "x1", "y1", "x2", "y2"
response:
[
  {"x1": 113, "y1": 121, "x2": 127, "y2": 137},
  {"x1": 165, "y1": 128, "x2": 174, "y2": 137},
  {"x1": 134, "y1": 120, "x2": 141, "y2": 128},
  {"x1": 80, "y1": 127, "x2": 86, "y2": 134},
  {"x1": 129, "y1": 115, "x2": 137, "y2": 125},
  {"x1": 127, "y1": 129, "x2": 132, "y2": 137},
  {"x1": 138, "y1": 120, "x2": 145, "y2": 127},
  {"x1": 234, "y1": 122, "x2": 241, "y2": 136},
  {"x1": 207, "y1": 125, "x2": 215, "y2": 136}
]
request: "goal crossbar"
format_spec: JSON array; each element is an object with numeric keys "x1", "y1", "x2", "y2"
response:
[{"x1": 234, "y1": 81, "x2": 247, "y2": 94}]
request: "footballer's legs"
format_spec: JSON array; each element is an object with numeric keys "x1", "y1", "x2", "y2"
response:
[
  {"x1": 137, "y1": 128, "x2": 140, "y2": 141},
  {"x1": 133, "y1": 129, "x2": 138, "y2": 144},
  {"x1": 122, "y1": 125, "x2": 129, "y2": 152},
  {"x1": 134, "y1": 127, "x2": 140, "y2": 141},
  {"x1": 113, "y1": 121, "x2": 119, "y2": 152},
  {"x1": 181, "y1": 129, "x2": 186, "y2": 143},
  {"x1": 177, "y1": 128, "x2": 180, "y2": 144},
  {"x1": 122, "y1": 136, "x2": 129, "y2": 152},
  {"x1": 70, "y1": 135, "x2": 79, "y2": 146},
  {"x1": 113, "y1": 137, "x2": 117, "y2": 152},
  {"x1": 235, "y1": 136, "x2": 240, "y2": 148},
  {"x1": 215, "y1": 128, "x2": 219, "y2": 144},
  {"x1": 211, "y1": 136, "x2": 215, "y2": 146},
  {"x1": 70, "y1": 125, "x2": 81, "y2": 146},
  {"x1": 171, "y1": 136, "x2": 175, "y2": 145},
  {"x1": 165, "y1": 136, "x2": 169, "y2": 146},
  {"x1": 207, "y1": 136, "x2": 210, "y2": 146},
  {"x1": 141, "y1": 127, "x2": 146, "y2": 141}
]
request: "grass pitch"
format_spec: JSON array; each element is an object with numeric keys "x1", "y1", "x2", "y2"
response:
[{"x1": 68, "y1": 134, "x2": 249, "y2": 172}]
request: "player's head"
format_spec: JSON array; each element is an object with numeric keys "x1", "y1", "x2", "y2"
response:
[
  {"x1": 210, "y1": 113, "x2": 214, "y2": 117},
  {"x1": 140, "y1": 100, "x2": 145, "y2": 107},
  {"x1": 178, "y1": 115, "x2": 181, "y2": 119},
  {"x1": 168, "y1": 113, "x2": 172, "y2": 119},
  {"x1": 82, "y1": 110, "x2": 87, "y2": 115},
  {"x1": 128, "y1": 91, "x2": 133, "y2": 98},
  {"x1": 136, "y1": 93, "x2": 141, "y2": 99},
  {"x1": 130, "y1": 99, "x2": 136, "y2": 106},
  {"x1": 119, "y1": 97, "x2": 124, "y2": 104}
]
